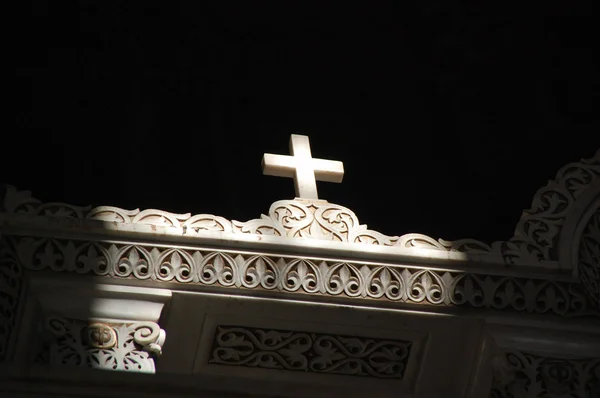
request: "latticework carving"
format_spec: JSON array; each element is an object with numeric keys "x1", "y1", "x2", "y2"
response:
[
  {"x1": 5, "y1": 236, "x2": 596, "y2": 317},
  {"x1": 210, "y1": 325, "x2": 412, "y2": 379}
]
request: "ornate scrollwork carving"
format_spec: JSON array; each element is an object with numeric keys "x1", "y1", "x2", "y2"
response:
[
  {"x1": 7, "y1": 237, "x2": 597, "y2": 317},
  {"x1": 2, "y1": 186, "x2": 89, "y2": 218},
  {"x1": 490, "y1": 350, "x2": 600, "y2": 398},
  {"x1": 209, "y1": 325, "x2": 412, "y2": 379},
  {"x1": 231, "y1": 200, "x2": 501, "y2": 254},
  {"x1": 37, "y1": 317, "x2": 165, "y2": 373},
  {"x1": 1, "y1": 186, "x2": 498, "y2": 256}
]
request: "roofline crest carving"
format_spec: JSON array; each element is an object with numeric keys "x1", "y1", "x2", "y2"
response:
[{"x1": 1, "y1": 149, "x2": 598, "y2": 267}]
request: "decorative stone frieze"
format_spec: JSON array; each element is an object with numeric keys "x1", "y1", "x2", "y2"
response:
[
  {"x1": 209, "y1": 325, "x2": 412, "y2": 379},
  {"x1": 35, "y1": 317, "x2": 165, "y2": 373},
  {"x1": 3, "y1": 236, "x2": 596, "y2": 318},
  {"x1": 490, "y1": 350, "x2": 600, "y2": 398}
]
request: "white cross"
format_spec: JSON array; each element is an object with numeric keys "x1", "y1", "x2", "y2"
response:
[{"x1": 262, "y1": 134, "x2": 344, "y2": 200}]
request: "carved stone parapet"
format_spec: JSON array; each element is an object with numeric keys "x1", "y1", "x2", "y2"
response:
[
  {"x1": 30, "y1": 278, "x2": 171, "y2": 373},
  {"x1": 0, "y1": 185, "x2": 503, "y2": 260}
]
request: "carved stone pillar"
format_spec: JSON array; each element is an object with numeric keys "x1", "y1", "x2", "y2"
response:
[{"x1": 29, "y1": 277, "x2": 171, "y2": 374}]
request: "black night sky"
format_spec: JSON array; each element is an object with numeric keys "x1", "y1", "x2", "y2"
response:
[{"x1": 10, "y1": 2, "x2": 599, "y2": 244}]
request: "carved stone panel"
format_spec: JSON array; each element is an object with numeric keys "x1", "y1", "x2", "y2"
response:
[{"x1": 209, "y1": 325, "x2": 412, "y2": 379}]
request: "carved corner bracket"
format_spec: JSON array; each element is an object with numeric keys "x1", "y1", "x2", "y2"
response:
[{"x1": 29, "y1": 279, "x2": 171, "y2": 373}]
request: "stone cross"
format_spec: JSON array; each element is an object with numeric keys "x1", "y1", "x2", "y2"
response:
[{"x1": 262, "y1": 134, "x2": 344, "y2": 200}]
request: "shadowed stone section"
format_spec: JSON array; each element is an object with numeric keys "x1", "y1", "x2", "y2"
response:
[
  {"x1": 0, "y1": 184, "x2": 7, "y2": 212},
  {"x1": 506, "y1": 150, "x2": 600, "y2": 264},
  {"x1": 209, "y1": 325, "x2": 412, "y2": 379},
  {"x1": 490, "y1": 350, "x2": 600, "y2": 398},
  {"x1": 0, "y1": 235, "x2": 22, "y2": 362},
  {"x1": 579, "y1": 207, "x2": 600, "y2": 307}
]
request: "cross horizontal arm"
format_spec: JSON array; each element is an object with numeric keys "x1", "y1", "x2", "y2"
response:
[
  {"x1": 262, "y1": 155, "x2": 344, "y2": 183},
  {"x1": 261, "y1": 134, "x2": 344, "y2": 199},
  {"x1": 262, "y1": 154, "x2": 296, "y2": 178},
  {"x1": 312, "y1": 158, "x2": 344, "y2": 183}
]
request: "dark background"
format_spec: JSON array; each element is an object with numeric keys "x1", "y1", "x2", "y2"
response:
[{"x1": 10, "y1": 1, "x2": 598, "y2": 243}]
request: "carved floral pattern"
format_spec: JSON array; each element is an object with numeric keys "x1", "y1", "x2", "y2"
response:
[
  {"x1": 490, "y1": 350, "x2": 600, "y2": 398},
  {"x1": 36, "y1": 317, "x2": 166, "y2": 373},
  {"x1": 209, "y1": 325, "x2": 412, "y2": 379},
  {"x1": 4, "y1": 236, "x2": 596, "y2": 317}
]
